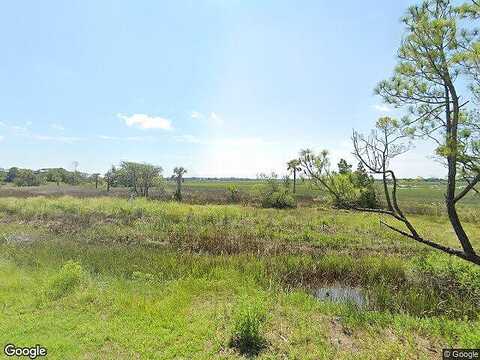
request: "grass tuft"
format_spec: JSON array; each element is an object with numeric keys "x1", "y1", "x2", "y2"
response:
[
  {"x1": 44, "y1": 260, "x2": 87, "y2": 300},
  {"x1": 229, "y1": 298, "x2": 267, "y2": 356}
]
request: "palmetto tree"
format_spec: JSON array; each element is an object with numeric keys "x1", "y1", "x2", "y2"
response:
[
  {"x1": 172, "y1": 167, "x2": 187, "y2": 201},
  {"x1": 287, "y1": 159, "x2": 302, "y2": 193}
]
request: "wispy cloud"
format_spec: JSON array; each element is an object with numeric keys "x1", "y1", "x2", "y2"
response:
[
  {"x1": 29, "y1": 134, "x2": 84, "y2": 143},
  {"x1": 373, "y1": 104, "x2": 392, "y2": 113},
  {"x1": 191, "y1": 111, "x2": 202, "y2": 119},
  {"x1": 0, "y1": 121, "x2": 80, "y2": 143},
  {"x1": 0, "y1": 135, "x2": 4, "y2": 142},
  {"x1": 190, "y1": 111, "x2": 224, "y2": 126},
  {"x1": 0, "y1": 120, "x2": 32, "y2": 132},
  {"x1": 118, "y1": 113, "x2": 173, "y2": 130},
  {"x1": 174, "y1": 134, "x2": 201, "y2": 144},
  {"x1": 98, "y1": 135, "x2": 154, "y2": 142},
  {"x1": 209, "y1": 112, "x2": 224, "y2": 126},
  {"x1": 11, "y1": 125, "x2": 28, "y2": 132},
  {"x1": 50, "y1": 123, "x2": 65, "y2": 131}
]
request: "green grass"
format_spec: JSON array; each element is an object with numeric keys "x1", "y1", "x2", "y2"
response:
[
  {"x1": 0, "y1": 196, "x2": 479, "y2": 358},
  {"x1": 2, "y1": 178, "x2": 479, "y2": 215}
]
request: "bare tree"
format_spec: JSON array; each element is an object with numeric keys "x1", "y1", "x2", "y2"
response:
[
  {"x1": 353, "y1": 117, "x2": 480, "y2": 265},
  {"x1": 349, "y1": 0, "x2": 480, "y2": 266}
]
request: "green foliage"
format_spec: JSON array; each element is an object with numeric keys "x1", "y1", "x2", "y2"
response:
[
  {"x1": 44, "y1": 261, "x2": 86, "y2": 300},
  {"x1": 13, "y1": 169, "x2": 43, "y2": 187},
  {"x1": 299, "y1": 150, "x2": 378, "y2": 209},
  {"x1": 456, "y1": 1, "x2": 480, "y2": 19},
  {"x1": 226, "y1": 184, "x2": 240, "y2": 202},
  {"x1": 0, "y1": 169, "x2": 7, "y2": 183},
  {"x1": 230, "y1": 299, "x2": 267, "y2": 355},
  {"x1": 337, "y1": 158, "x2": 352, "y2": 174},
  {"x1": 5, "y1": 167, "x2": 93, "y2": 186},
  {"x1": 257, "y1": 173, "x2": 296, "y2": 209},
  {"x1": 5, "y1": 167, "x2": 18, "y2": 182},
  {"x1": 375, "y1": 0, "x2": 480, "y2": 170},
  {"x1": 115, "y1": 161, "x2": 163, "y2": 197},
  {"x1": 262, "y1": 188, "x2": 296, "y2": 209},
  {"x1": 43, "y1": 168, "x2": 77, "y2": 185},
  {"x1": 172, "y1": 167, "x2": 187, "y2": 201}
]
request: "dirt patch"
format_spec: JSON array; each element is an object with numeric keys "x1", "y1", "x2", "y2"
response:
[{"x1": 328, "y1": 317, "x2": 357, "y2": 352}]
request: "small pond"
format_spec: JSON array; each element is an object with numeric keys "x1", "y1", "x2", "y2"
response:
[{"x1": 313, "y1": 284, "x2": 367, "y2": 307}]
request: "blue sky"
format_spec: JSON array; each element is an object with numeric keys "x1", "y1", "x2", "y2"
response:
[{"x1": 0, "y1": 0, "x2": 447, "y2": 178}]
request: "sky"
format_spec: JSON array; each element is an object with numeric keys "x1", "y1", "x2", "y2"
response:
[{"x1": 0, "y1": 0, "x2": 451, "y2": 178}]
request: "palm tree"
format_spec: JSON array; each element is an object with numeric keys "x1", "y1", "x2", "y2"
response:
[
  {"x1": 172, "y1": 167, "x2": 187, "y2": 201},
  {"x1": 287, "y1": 159, "x2": 302, "y2": 194}
]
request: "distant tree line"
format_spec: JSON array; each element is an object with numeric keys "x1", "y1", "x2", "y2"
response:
[
  {"x1": 0, "y1": 167, "x2": 90, "y2": 187},
  {"x1": 0, "y1": 162, "x2": 190, "y2": 201}
]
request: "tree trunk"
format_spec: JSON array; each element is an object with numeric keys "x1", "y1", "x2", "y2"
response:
[
  {"x1": 445, "y1": 83, "x2": 476, "y2": 255},
  {"x1": 293, "y1": 170, "x2": 296, "y2": 194}
]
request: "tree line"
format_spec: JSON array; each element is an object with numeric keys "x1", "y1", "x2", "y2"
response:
[{"x1": 0, "y1": 162, "x2": 188, "y2": 200}]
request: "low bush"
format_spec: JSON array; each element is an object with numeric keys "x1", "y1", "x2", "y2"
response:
[
  {"x1": 44, "y1": 260, "x2": 86, "y2": 300},
  {"x1": 230, "y1": 299, "x2": 267, "y2": 356},
  {"x1": 256, "y1": 173, "x2": 296, "y2": 209},
  {"x1": 226, "y1": 184, "x2": 241, "y2": 203},
  {"x1": 261, "y1": 188, "x2": 296, "y2": 209}
]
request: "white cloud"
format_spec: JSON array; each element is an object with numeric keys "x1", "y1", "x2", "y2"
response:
[
  {"x1": 0, "y1": 121, "x2": 32, "y2": 132},
  {"x1": 50, "y1": 123, "x2": 65, "y2": 131},
  {"x1": 373, "y1": 104, "x2": 392, "y2": 113},
  {"x1": 118, "y1": 113, "x2": 173, "y2": 130},
  {"x1": 0, "y1": 135, "x2": 4, "y2": 142}
]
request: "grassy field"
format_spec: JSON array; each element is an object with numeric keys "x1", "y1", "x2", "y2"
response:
[
  {"x1": 1, "y1": 178, "x2": 478, "y2": 209},
  {"x1": 0, "y1": 192, "x2": 479, "y2": 359}
]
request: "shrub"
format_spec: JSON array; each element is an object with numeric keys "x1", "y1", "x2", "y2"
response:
[
  {"x1": 327, "y1": 173, "x2": 378, "y2": 209},
  {"x1": 358, "y1": 183, "x2": 378, "y2": 208},
  {"x1": 45, "y1": 261, "x2": 86, "y2": 300},
  {"x1": 227, "y1": 184, "x2": 240, "y2": 203},
  {"x1": 230, "y1": 300, "x2": 267, "y2": 355},
  {"x1": 261, "y1": 188, "x2": 296, "y2": 209},
  {"x1": 256, "y1": 173, "x2": 296, "y2": 209},
  {"x1": 13, "y1": 169, "x2": 43, "y2": 187}
]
